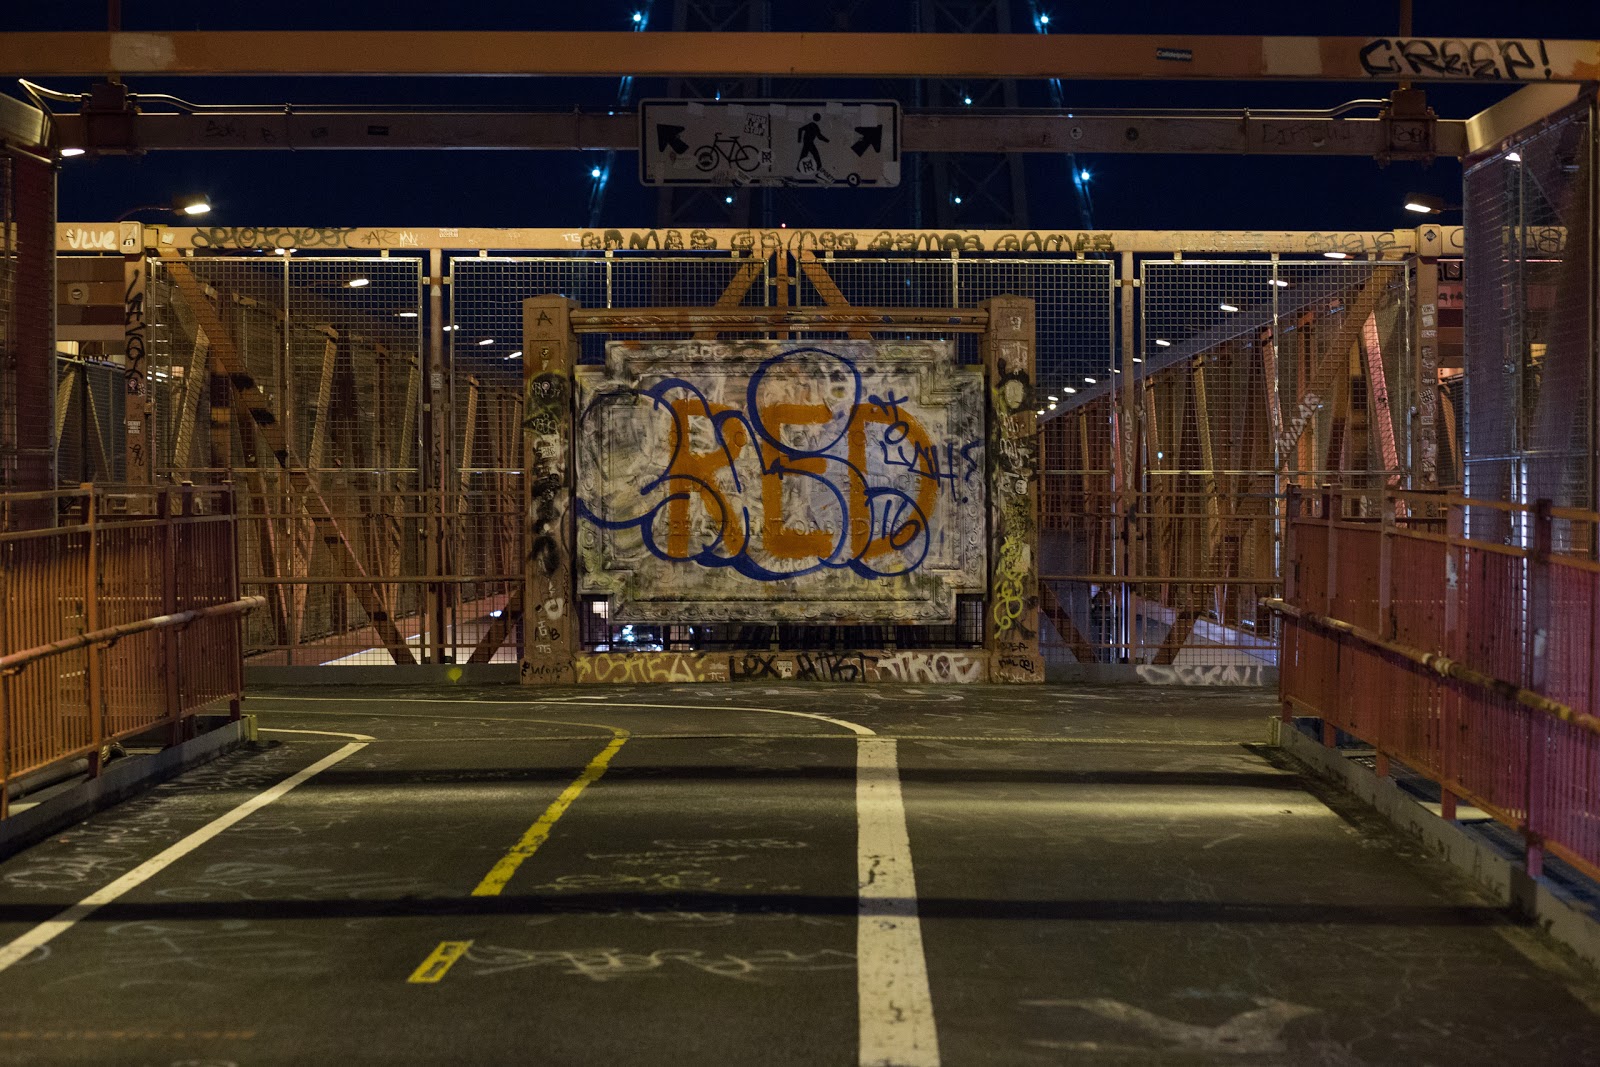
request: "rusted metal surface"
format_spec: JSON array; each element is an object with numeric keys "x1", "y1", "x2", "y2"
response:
[
  {"x1": 5, "y1": 32, "x2": 1599, "y2": 84},
  {"x1": 0, "y1": 485, "x2": 253, "y2": 817},
  {"x1": 1274, "y1": 489, "x2": 1600, "y2": 882}
]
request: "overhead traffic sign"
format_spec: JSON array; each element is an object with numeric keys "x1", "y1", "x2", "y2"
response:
[{"x1": 640, "y1": 99, "x2": 900, "y2": 188}]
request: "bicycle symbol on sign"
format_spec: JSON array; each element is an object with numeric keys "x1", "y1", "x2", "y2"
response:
[{"x1": 694, "y1": 135, "x2": 761, "y2": 174}]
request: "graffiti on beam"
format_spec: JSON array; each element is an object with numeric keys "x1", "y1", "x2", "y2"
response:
[
  {"x1": 190, "y1": 226, "x2": 359, "y2": 250},
  {"x1": 123, "y1": 268, "x2": 147, "y2": 396},
  {"x1": 573, "y1": 649, "x2": 987, "y2": 684},
  {"x1": 1134, "y1": 664, "x2": 1270, "y2": 687},
  {"x1": 1358, "y1": 38, "x2": 1554, "y2": 81},
  {"x1": 574, "y1": 228, "x2": 1116, "y2": 255},
  {"x1": 575, "y1": 340, "x2": 986, "y2": 623}
]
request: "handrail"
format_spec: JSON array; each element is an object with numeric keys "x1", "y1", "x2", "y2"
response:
[
  {"x1": 0, "y1": 596, "x2": 266, "y2": 677},
  {"x1": 1266, "y1": 597, "x2": 1600, "y2": 737}
]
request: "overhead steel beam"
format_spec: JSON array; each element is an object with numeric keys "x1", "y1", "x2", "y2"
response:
[
  {"x1": 56, "y1": 223, "x2": 1454, "y2": 257},
  {"x1": 50, "y1": 108, "x2": 1467, "y2": 158},
  {"x1": 3, "y1": 31, "x2": 1598, "y2": 83}
]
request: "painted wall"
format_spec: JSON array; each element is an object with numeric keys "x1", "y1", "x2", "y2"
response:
[{"x1": 575, "y1": 340, "x2": 986, "y2": 623}]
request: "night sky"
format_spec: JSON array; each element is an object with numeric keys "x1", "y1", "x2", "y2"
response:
[{"x1": 6, "y1": 2, "x2": 1599, "y2": 231}]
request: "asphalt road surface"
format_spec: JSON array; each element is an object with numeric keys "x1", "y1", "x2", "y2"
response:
[{"x1": 3, "y1": 683, "x2": 1600, "y2": 1066}]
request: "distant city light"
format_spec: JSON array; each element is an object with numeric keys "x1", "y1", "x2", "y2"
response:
[
  {"x1": 1506, "y1": 151, "x2": 1522, "y2": 162},
  {"x1": 442, "y1": 324, "x2": 457, "y2": 331},
  {"x1": 963, "y1": 95, "x2": 973, "y2": 106},
  {"x1": 1079, "y1": 169, "x2": 1090, "y2": 182},
  {"x1": 1323, "y1": 251, "x2": 1349, "y2": 259},
  {"x1": 1269, "y1": 278, "x2": 1289, "y2": 287},
  {"x1": 1039, "y1": 13, "x2": 1050, "y2": 25},
  {"x1": 477, "y1": 338, "x2": 495, "y2": 346},
  {"x1": 590, "y1": 166, "x2": 602, "y2": 179},
  {"x1": 60, "y1": 147, "x2": 85, "y2": 157},
  {"x1": 632, "y1": 11, "x2": 643, "y2": 22},
  {"x1": 1219, "y1": 302, "x2": 1239, "y2": 312},
  {"x1": 348, "y1": 278, "x2": 369, "y2": 288},
  {"x1": 1047, "y1": 395, "x2": 1059, "y2": 401},
  {"x1": 725, "y1": 195, "x2": 734, "y2": 204},
  {"x1": 1155, "y1": 339, "x2": 1171, "y2": 347},
  {"x1": 506, "y1": 350, "x2": 522, "y2": 360},
  {"x1": 952, "y1": 195, "x2": 963, "y2": 204},
  {"x1": 1048, "y1": 402, "x2": 1057, "y2": 410},
  {"x1": 398, "y1": 311, "x2": 418, "y2": 318},
  {"x1": 1084, "y1": 376, "x2": 1096, "y2": 384},
  {"x1": 1063, "y1": 386, "x2": 1077, "y2": 394}
]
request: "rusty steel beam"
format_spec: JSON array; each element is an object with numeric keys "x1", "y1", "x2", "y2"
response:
[
  {"x1": 47, "y1": 108, "x2": 1469, "y2": 158},
  {"x1": 5, "y1": 32, "x2": 1600, "y2": 83}
]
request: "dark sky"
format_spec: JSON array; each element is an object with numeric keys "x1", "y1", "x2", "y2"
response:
[{"x1": 6, "y1": 2, "x2": 1599, "y2": 231}]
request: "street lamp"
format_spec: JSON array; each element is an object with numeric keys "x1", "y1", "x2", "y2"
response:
[
  {"x1": 1402, "y1": 192, "x2": 1458, "y2": 216},
  {"x1": 115, "y1": 195, "x2": 212, "y2": 222}
]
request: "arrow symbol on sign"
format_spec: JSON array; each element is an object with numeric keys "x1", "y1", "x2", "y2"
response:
[
  {"x1": 656, "y1": 124, "x2": 689, "y2": 154},
  {"x1": 851, "y1": 125, "x2": 883, "y2": 156}
]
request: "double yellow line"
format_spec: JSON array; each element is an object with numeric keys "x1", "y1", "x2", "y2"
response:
[{"x1": 407, "y1": 727, "x2": 630, "y2": 985}]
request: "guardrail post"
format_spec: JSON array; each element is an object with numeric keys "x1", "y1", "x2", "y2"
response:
[
  {"x1": 223, "y1": 484, "x2": 243, "y2": 722},
  {"x1": 1281, "y1": 487, "x2": 1301, "y2": 724},
  {"x1": 1440, "y1": 502, "x2": 1464, "y2": 821},
  {"x1": 161, "y1": 487, "x2": 181, "y2": 745},
  {"x1": 84, "y1": 485, "x2": 104, "y2": 777},
  {"x1": 1525, "y1": 498, "x2": 1553, "y2": 878},
  {"x1": 1321, "y1": 489, "x2": 1338, "y2": 748}
]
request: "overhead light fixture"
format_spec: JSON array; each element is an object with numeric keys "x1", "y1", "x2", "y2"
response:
[
  {"x1": 1084, "y1": 377, "x2": 1096, "y2": 384},
  {"x1": 724, "y1": 195, "x2": 734, "y2": 204},
  {"x1": 179, "y1": 196, "x2": 212, "y2": 216},
  {"x1": 1402, "y1": 192, "x2": 1453, "y2": 215},
  {"x1": 398, "y1": 311, "x2": 418, "y2": 318},
  {"x1": 1079, "y1": 169, "x2": 1090, "y2": 182},
  {"x1": 1133, "y1": 357, "x2": 1143, "y2": 363},
  {"x1": 347, "y1": 277, "x2": 370, "y2": 288},
  {"x1": 506, "y1": 350, "x2": 522, "y2": 360},
  {"x1": 1064, "y1": 386, "x2": 1077, "y2": 394},
  {"x1": 632, "y1": 10, "x2": 643, "y2": 22},
  {"x1": 1047, "y1": 394, "x2": 1059, "y2": 401},
  {"x1": 1219, "y1": 302, "x2": 1239, "y2": 312},
  {"x1": 1038, "y1": 13, "x2": 1050, "y2": 25},
  {"x1": 1505, "y1": 150, "x2": 1522, "y2": 162},
  {"x1": 590, "y1": 165, "x2": 602, "y2": 179},
  {"x1": 963, "y1": 95, "x2": 973, "y2": 106},
  {"x1": 1155, "y1": 339, "x2": 1171, "y2": 347},
  {"x1": 1269, "y1": 279, "x2": 1289, "y2": 288},
  {"x1": 952, "y1": 195, "x2": 963, "y2": 205},
  {"x1": 1035, "y1": 408, "x2": 1046, "y2": 415},
  {"x1": 1047, "y1": 402, "x2": 1057, "y2": 410},
  {"x1": 1323, "y1": 251, "x2": 1348, "y2": 259},
  {"x1": 477, "y1": 337, "x2": 495, "y2": 346},
  {"x1": 59, "y1": 147, "x2": 85, "y2": 158},
  {"x1": 442, "y1": 325, "x2": 457, "y2": 331}
]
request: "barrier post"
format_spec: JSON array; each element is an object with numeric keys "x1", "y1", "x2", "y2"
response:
[
  {"x1": 1440, "y1": 502, "x2": 1464, "y2": 820},
  {"x1": 1525, "y1": 499, "x2": 1553, "y2": 877},
  {"x1": 84, "y1": 486, "x2": 104, "y2": 777},
  {"x1": 1281, "y1": 487, "x2": 1301, "y2": 724},
  {"x1": 160, "y1": 488, "x2": 181, "y2": 745},
  {"x1": 1321, "y1": 490, "x2": 1337, "y2": 748},
  {"x1": 222, "y1": 485, "x2": 243, "y2": 721}
]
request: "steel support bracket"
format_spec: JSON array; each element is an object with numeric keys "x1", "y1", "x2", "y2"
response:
[{"x1": 1377, "y1": 88, "x2": 1437, "y2": 166}]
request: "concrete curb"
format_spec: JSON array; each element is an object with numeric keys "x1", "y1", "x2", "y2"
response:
[
  {"x1": 246, "y1": 664, "x2": 519, "y2": 686},
  {"x1": 0, "y1": 716, "x2": 253, "y2": 860},
  {"x1": 1271, "y1": 716, "x2": 1600, "y2": 974}
]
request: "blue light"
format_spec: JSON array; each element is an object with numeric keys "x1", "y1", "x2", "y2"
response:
[
  {"x1": 632, "y1": 11, "x2": 642, "y2": 23},
  {"x1": 1039, "y1": 13, "x2": 1050, "y2": 25},
  {"x1": 952, "y1": 195, "x2": 963, "y2": 205},
  {"x1": 590, "y1": 166, "x2": 602, "y2": 179},
  {"x1": 962, "y1": 95, "x2": 973, "y2": 106},
  {"x1": 1080, "y1": 169, "x2": 1091, "y2": 182},
  {"x1": 724, "y1": 195, "x2": 733, "y2": 204}
]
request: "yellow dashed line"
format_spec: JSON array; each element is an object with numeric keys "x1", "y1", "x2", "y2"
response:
[
  {"x1": 472, "y1": 731, "x2": 630, "y2": 896},
  {"x1": 408, "y1": 940, "x2": 475, "y2": 984}
]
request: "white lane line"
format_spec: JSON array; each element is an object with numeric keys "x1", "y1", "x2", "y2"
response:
[
  {"x1": 259, "y1": 727, "x2": 377, "y2": 742},
  {"x1": 0, "y1": 741, "x2": 368, "y2": 975},
  {"x1": 542, "y1": 699, "x2": 876, "y2": 736},
  {"x1": 857, "y1": 737, "x2": 940, "y2": 1067}
]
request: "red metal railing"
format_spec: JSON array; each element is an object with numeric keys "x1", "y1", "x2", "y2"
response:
[
  {"x1": 1273, "y1": 489, "x2": 1600, "y2": 882},
  {"x1": 0, "y1": 485, "x2": 260, "y2": 818}
]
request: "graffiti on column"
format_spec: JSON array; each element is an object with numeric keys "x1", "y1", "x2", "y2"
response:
[
  {"x1": 520, "y1": 300, "x2": 576, "y2": 685},
  {"x1": 985, "y1": 301, "x2": 1044, "y2": 683},
  {"x1": 575, "y1": 340, "x2": 986, "y2": 623}
]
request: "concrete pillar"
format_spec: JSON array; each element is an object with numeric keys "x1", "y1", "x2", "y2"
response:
[
  {"x1": 982, "y1": 296, "x2": 1043, "y2": 682},
  {"x1": 520, "y1": 296, "x2": 578, "y2": 685}
]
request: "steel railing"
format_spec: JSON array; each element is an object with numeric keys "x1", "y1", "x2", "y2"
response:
[
  {"x1": 0, "y1": 484, "x2": 257, "y2": 817},
  {"x1": 1272, "y1": 487, "x2": 1600, "y2": 882}
]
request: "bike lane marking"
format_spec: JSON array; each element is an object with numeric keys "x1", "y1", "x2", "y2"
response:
[{"x1": 0, "y1": 741, "x2": 368, "y2": 975}]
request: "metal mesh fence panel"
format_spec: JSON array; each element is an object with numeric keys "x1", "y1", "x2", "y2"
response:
[
  {"x1": 1036, "y1": 256, "x2": 1411, "y2": 670},
  {"x1": 1463, "y1": 102, "x2": 1596, "y2": 547},
  {"x1": 0, "y1": 149, "x2": 56, "y2": 501}
]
